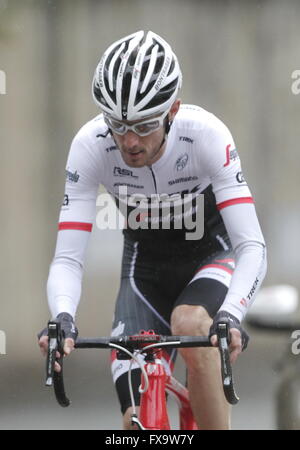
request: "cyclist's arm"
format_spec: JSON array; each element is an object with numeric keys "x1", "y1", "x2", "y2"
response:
[
  {"x1": 202, "y1": 116, "x2": 267, "y2": 323},
  {"x1": 217, "y1": 204, "x2": 266, "y2": 322},
  {"x1": 47, "y1": 132, "x2": 101, "y2": 320}
]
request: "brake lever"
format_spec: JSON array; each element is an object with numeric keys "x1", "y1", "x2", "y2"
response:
[
  {"x1": 46, "y1": 321, "x2": 60, "y2": 386},
  {"x1": 217, "y1": 320, "x2": 239, "y2": 405},
  {"x1": 46, "y1": 320, "x2": 70, "y2": 407}
]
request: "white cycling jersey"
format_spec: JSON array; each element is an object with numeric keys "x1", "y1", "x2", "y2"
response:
[{"x1": 48, "y1": 104, "x2": 267, "y2": 322}]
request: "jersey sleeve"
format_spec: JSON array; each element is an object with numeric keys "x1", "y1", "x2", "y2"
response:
[
  {"x1": 47, "y1": 133, "x2": 101, "y2": 319},
  {"x1": 201, "y1": 115, "x2": 252, "y2": 207},
  {"x1": 201, "y1": 116, "x2": 267, "y2": 321}
]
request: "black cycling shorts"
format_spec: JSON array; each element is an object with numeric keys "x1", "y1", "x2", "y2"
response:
[{"x1": 110, "y1": 238, "x2": 234, "y2": 414}]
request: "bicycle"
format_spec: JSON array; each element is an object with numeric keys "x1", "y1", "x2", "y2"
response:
[{"x1": 45, "y1": 319, "x2": 239, "y2": 430}]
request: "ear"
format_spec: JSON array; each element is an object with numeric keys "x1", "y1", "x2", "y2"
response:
[{"x1": 169, "y1": 99, "x2": 181, "y2": 121}]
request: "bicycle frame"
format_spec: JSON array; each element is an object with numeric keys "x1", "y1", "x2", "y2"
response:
[{"x1": 138, "y1": 348, "x2": 197, "y2": 430}]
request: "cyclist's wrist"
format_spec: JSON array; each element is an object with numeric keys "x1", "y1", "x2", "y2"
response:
[
  {"x1": 37, "y1": 312, "x2": 78, "y2": 341},
  {"x1": 219, "y1": 294, "x2": 246, "y2": 323},
  {"x1": 56, "y1": 312, "x2": 74, "y2": 322},
  {"x1": 56, "y1": 312, "x2": 78, "y2": 341},
  {"x1": 209, "y1": 310, "x2": 249, "y2": 351},
  {"x1": 215, "y1": 310, "x2": 240, "y2": 325},
  {"x1": 209, "y1": 310, "x2": 240, "y2": 340}
]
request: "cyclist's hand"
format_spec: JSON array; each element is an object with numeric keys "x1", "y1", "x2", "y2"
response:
[
  {"x1": 209, "y1": 311, "x2": 249, "y2": 364},
  {"x1": 38, "y1": 312, "x2": 78, "y2": 372}
]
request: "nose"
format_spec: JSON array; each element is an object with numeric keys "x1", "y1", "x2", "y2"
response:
[{"x1": 122, "y1": 131, "x2": 140, "y2": 148}]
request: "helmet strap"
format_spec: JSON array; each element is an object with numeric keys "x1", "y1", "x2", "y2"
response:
[{"x1": 165, "y1": 120, "x2": 172, "y2": 135}]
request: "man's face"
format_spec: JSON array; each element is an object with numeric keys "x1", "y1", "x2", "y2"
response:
[
  {"x1": 112, "y1": 123, "x2": 166, "y2": 168},
  {"x1": 110, "y1": 100, "x2": 181, "y2": 168}
]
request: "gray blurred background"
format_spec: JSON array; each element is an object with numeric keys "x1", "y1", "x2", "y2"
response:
[{"x1": 0, "y1": 0, "x2": 299, "y2": 429}]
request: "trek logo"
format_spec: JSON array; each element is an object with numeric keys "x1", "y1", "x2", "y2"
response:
[
  {"x1": 224, "y1": 144, "x2": 238, "y2": 167},
  {"x1": 179, "y1": 136, "x2": 194, "y2": 144},
  {"x1": 105, "y1": 145, "x2": 117, "y2": 153},
  {"x1": 66, "y1": 168, "x2": 80, "y2": 183},
  {"x1": 247, "y1": 277, "x2": 259, "y2": 301},
  {"x1": 113, "y1": 167, "x2": 138, "y2": 179},
  {"x1": 175, "y1": 153, "x2": 189, "y2": 171}
]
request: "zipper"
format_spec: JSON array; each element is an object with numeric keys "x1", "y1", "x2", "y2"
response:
[{"x1": 149, "y1": 167, "x2": 158, "y2": 193}]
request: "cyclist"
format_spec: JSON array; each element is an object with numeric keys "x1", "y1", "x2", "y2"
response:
[{"x1": 39, "y1": 30, "x2": 267, "y2": 430}]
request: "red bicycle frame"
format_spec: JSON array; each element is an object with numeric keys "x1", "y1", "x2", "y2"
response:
[{"x1": 138, "y1": 333, "x2": 197, "y2": 430}]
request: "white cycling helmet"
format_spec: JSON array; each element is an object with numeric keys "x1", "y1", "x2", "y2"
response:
[{"x1": 92, "y1": 30, "x2": 182, "y2": 121}]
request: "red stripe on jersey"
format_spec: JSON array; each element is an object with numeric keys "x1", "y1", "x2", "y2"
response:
[
  {"x1": 217, "y1": 197, "x2": 254, "y2": 211},
  {"x1": 58, "y1": 222, "x2": 93, "y2": 232},
  {"x1": 197, "y1": 264, "x2": 233, "y2": 275}
]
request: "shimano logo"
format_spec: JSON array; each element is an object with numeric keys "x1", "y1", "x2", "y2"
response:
[
  {"x1": 168, "y1": 176, "x2": 198, "y2": 186},
  {"x1": 179, "y1": 136, "x2": 194, "y2": 144},
  {"x1": 113, "y1": 167, "x2": 138, "y2": 179}
]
